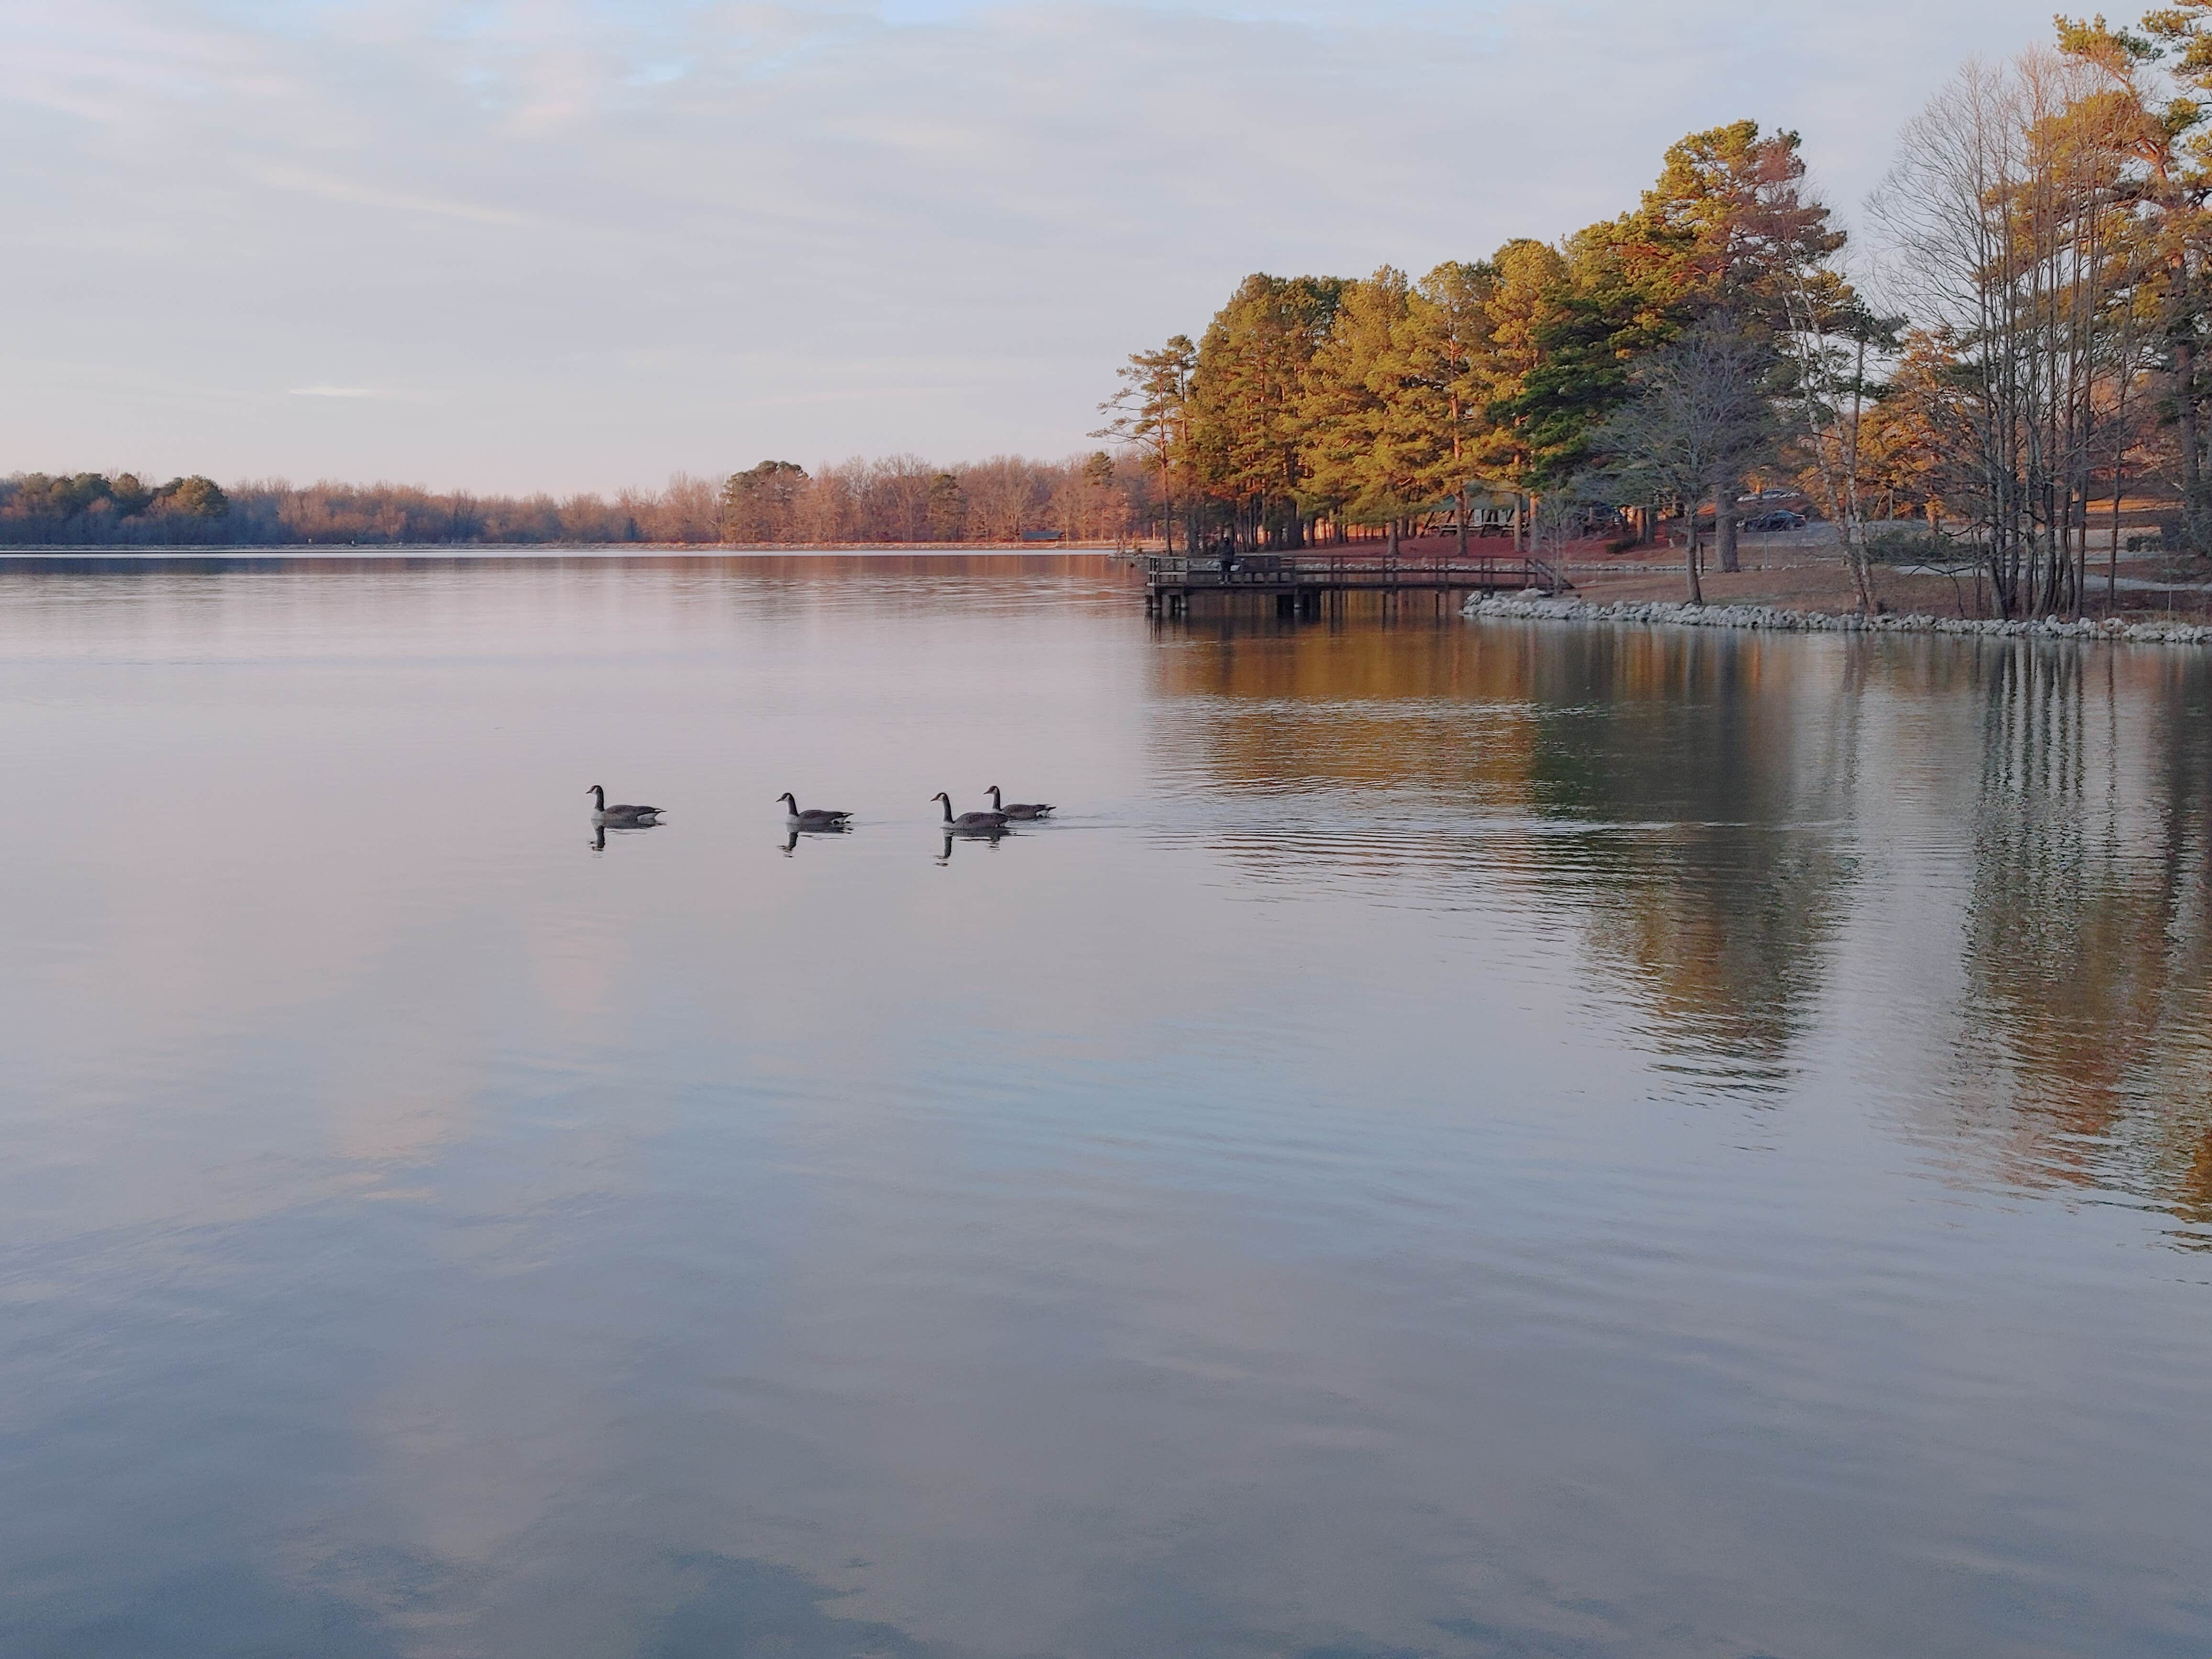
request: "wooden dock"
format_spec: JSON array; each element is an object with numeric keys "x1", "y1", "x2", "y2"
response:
[{"x1": 1142, "y1": 551, "x2": 1565, "y2": 616}]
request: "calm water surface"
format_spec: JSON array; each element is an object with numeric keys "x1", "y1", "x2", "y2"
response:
[{"x1": 3, "y1": 554, "x2": 2209, "y2": 1659}]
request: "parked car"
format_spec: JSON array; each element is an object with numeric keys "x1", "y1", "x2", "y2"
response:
[{"x1": 1744, "y1": 509, "x2": 1807, "y2": 532}]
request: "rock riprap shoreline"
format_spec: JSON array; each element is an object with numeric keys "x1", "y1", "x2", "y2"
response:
[{"x1": 1464, "y1": 592, "x2": 2212, "y2": 645}]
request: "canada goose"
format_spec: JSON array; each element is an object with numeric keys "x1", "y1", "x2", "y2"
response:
[
  {"x1": 932, "y1": 792, "x2": 1008, "y2": 831},
  {"x1": 985, "y1": 785, "x2": 1054, "y2": 820},
  {"x1": 587, "y1": 785, "x2": 663, "y2": 826},
  {"x1": 779, "y1": 793, "x2": 853, "y2": 831}
]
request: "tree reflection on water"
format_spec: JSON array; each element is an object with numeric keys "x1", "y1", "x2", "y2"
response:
[
  {"x1": 1948, "y1": 643, "x2": 2212, "y2": 1239},
  {"x1": 1155, "y1": 607, "x2": 2212, "y2": 1238}
]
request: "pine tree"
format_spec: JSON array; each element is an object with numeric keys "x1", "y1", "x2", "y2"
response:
[
  {"x1": 1188, "y1": 274, "x2": 1345, "y2": 549},
  {"x1": 1469, "y1": 240, "x2": 1570, "y2": 547},
  {"x1": 1296, "y1": 269, "x2": 1424, "y2": 552},
  {"x1": 1393, "y1": 262, "x2": 1497, "y2": 555}
]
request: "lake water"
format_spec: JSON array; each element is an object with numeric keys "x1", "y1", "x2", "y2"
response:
[{"x1": 3, "y1": 553, "x2": 2209, "y2": 1659}]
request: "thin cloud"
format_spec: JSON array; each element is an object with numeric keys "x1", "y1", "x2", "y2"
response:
[{"x1": 242, "y1": 162, "x2": 544, "y2": 229}]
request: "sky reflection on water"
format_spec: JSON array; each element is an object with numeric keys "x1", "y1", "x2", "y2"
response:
[{"x1": 0, "y1": 556, "x2": 2208, "y2": 1659}]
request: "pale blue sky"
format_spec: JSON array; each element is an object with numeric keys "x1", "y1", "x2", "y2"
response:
[{"x1": 3, "y1": 0, "x2": 2073, "y2": 492}]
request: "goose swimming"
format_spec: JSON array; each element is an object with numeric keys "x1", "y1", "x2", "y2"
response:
[
  {"x1": 985, "y1": 785, "x2": 1054, "y2": 820},
  {"x1": 587, "y1": 785, "x2": 663, "y2": 826},
  {"x1": 779, "y1": 793, "x2": 853, "y2": 831},
  {"x1": 932, "y1": 792, "x2": 1008, "y2": 832}
]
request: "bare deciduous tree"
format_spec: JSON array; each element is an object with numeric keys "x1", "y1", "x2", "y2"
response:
[
  {"x1": 1872, "y1": 51, "x2": 2156, "y2": 617},
  {"x1": 1586, "y1": 313, "x2": 1787, "y2": 604}
]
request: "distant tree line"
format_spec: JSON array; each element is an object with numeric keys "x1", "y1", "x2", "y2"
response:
[
  {"x1": 0, "y1": 454, "x2": 1143, "y2": 549},
  {"x1": 715, "y1": 453, "x2": 1134, "y2": 544},
  {"x1": 1106, "y1": 4, "x2": 2212, "y2": 618}
]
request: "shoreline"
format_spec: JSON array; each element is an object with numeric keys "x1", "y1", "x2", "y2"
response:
[
  {"x1": 1464, "y1": 592, "x2": 2212, "y2": 645},
  {"x1": 0, "y1": 542, "x2": 1128, "y2": 560}
]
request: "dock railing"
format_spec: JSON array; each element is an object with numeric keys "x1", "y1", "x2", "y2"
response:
[{"x1": 1141, "y1": 550, "x2": 1564, "y2": 593}]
